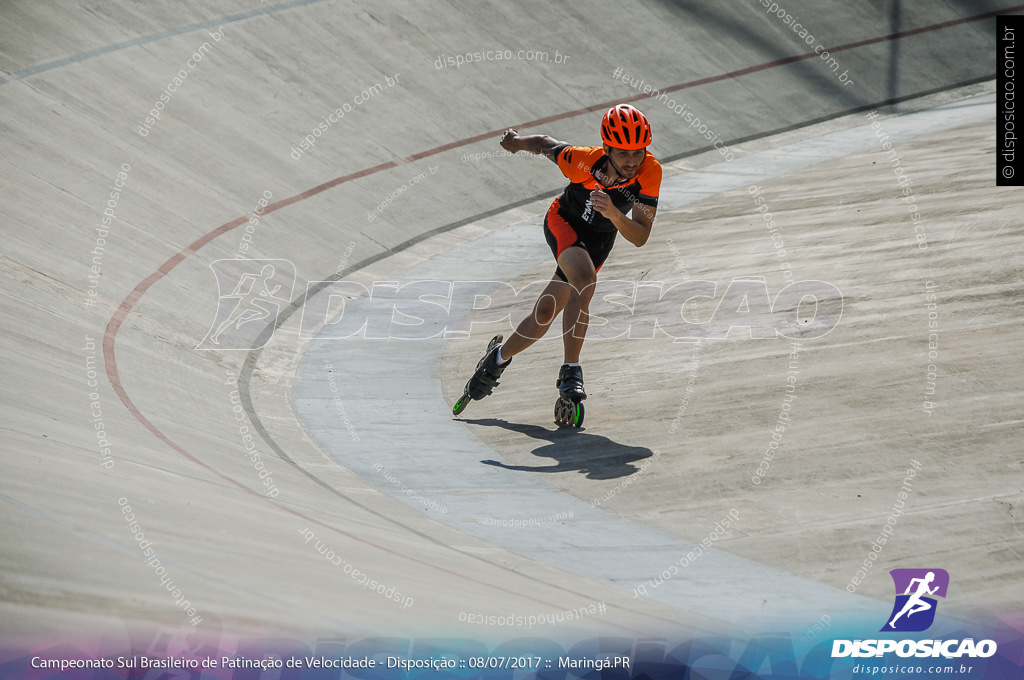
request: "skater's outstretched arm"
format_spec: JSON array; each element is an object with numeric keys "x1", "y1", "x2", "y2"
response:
[{"x1": 500, "y1": 129, "x2": 566, "y2": 163}]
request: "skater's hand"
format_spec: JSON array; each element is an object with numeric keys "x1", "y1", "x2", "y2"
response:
[
  {"x1": 590, "y1": 188, "x2": 619, "y2": 218},
  {"x1": 500, "y1": 129, "x2": 520, "y2": 152}
]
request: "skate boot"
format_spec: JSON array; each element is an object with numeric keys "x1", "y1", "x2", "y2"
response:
[
  {"x1": 452, "y1": 335, "x2": 509, "y2": 415},
  {"x1": 554, "y1": 363, "x2": 586, "y2": 428},
  {"x1": 557, "y1": 364, "x2": 587, "y2": 401}
]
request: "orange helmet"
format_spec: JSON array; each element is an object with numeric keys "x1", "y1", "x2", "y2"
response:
[{"x1": 601, "y1": 104, "x2": 652, "y2": 150}]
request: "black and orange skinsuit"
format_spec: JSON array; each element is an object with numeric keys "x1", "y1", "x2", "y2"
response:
[{"x1": 543, "y1": 145, "x2": 662, "y2": 281}]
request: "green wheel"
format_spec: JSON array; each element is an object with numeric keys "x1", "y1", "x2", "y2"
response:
[
  {"x1": 572, "y1": 401, "x2": 585, "y2": 428},
  {"x1": 453, "y1": 392, "x2": 470, "y2": 416}
]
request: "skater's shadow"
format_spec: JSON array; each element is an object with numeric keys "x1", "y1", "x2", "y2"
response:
[{"x1": 459, "y1": 418, "x2": 654, "y2": 480}]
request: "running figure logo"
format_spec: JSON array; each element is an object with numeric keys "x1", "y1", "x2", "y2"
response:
[
  {"x1": 881, "y1": 568, "x2": 950, "y2": 632},
  {"x1": 196, "y1": 259, "x2": 295, "y2": 350}
]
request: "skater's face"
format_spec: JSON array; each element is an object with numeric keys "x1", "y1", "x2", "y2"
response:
[{"x1": 603, "y1": 145, "x2": 646, "y2": 181}]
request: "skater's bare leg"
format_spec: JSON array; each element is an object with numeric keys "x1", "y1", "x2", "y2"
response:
[
  {"x1": 556, "y1": 247, "x2": 597, "y2": 364},
  {"x1": 500, "y1": 276, "x2": 572, "y2": 358},
  {"x1": 498, "y1": 246, "x2": 595, "y2": 362}
]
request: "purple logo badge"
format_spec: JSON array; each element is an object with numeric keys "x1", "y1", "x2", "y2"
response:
[{"x1": 881, "y1": 568, "x2": 949, "y2": 632}]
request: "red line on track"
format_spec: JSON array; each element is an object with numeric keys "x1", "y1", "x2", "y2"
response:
[{"x1": 103, "y1": 6, "x2": 1016, "y2": 609}]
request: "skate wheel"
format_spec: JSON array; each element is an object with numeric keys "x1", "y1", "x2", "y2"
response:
[
  {"x1": 572, "y1": 401, "x2": 584, "y2": 428},
  {"x1": 554, "y1": 399, "x2": 568, "y2": 425},
  {"x1": 554, "y1": 398, "x2": 583, "y2": 427},
  {"x1": 453, "y1": 392, "x2": 470, "y2": 416}
]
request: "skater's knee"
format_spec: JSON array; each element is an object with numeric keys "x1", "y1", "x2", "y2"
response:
[{"x1": 572, "y1": 277, "x2": 597, "y2": 303}]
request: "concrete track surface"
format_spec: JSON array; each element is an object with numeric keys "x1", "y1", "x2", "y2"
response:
[{"x1": 1, "y1": 0, "x2": 1023, "y2": 675}]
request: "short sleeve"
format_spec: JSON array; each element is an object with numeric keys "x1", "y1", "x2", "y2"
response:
[
  {"x1": 556, "y1": 146, "x2": 602, "y2": 183},
  {"x1": 635, "y1": 155, "x2": 662, "y2": 205}
]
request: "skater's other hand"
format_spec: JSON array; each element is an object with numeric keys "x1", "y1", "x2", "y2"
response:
[{"x1": 500, "y1": 129, "x2": 520, "y2": 152}]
